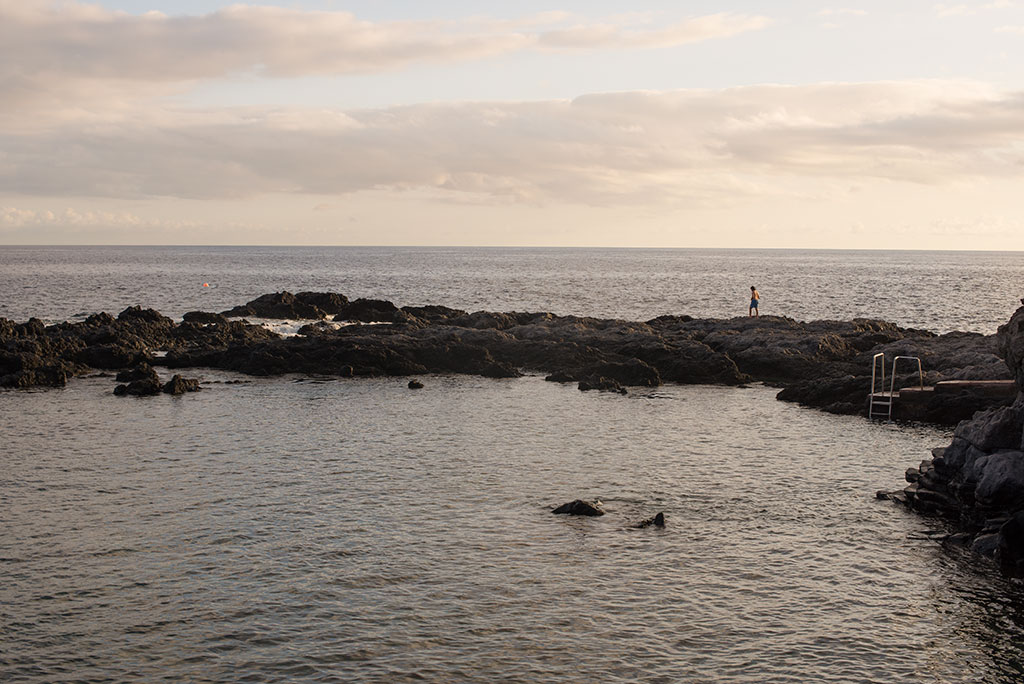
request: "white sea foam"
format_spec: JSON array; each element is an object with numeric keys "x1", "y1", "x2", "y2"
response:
[{"x1": 231, "y1": 318, "x2": 389, "y2": 337}]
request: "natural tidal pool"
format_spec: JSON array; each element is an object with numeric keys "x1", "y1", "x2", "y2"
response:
[{"x1": 4, "y1": 373, "x2": 1024, "y2": 683}]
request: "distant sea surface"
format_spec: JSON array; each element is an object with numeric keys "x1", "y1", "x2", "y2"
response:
[
  {"x1": 4, "y1": 246, "x2": 1024, "y2": 683},
  {"x1": 1, "y1": 245, "x2": 1022, "y2": 332}
]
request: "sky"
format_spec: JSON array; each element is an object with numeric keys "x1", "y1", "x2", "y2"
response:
[{"x1": 3, "y1": 1, "x2": 1024, "y2": 248}]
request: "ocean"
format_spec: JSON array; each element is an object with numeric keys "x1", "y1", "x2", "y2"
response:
[{"x1": 3, "y1": 246, "x2": 1024, "y2": 683}]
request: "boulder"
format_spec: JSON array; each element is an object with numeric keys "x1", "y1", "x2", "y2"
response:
[
  {"x1": 116, "y1": 363, "x2": 159, "y2": 384},
  {"x1": 953, "y1": 400, "x2": 1024, "y2": 452},
  {"x1": 222, "y1": 291, "x2": 326, "y2": 319},
  {"x1": 974, "y1": 451, "x2": 1024, "y2": 513},
  {"x1": 996, "y1": 306, "x2": 1024, "y2": 389},
  {"x1": 116, "y1": 376, "x2": 162, "y2": 396},
  {"x1": 182, "y1": 311, "x2": 228, "y2": 325},
  {"x1": 163, "y1": 374, "x2": 201, "y2": 395},
  {"x1": 552, "y1": 499, "x2": 605, "y2": 516}
]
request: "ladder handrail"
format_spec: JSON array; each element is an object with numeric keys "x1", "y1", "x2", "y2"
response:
[
  {"x1": 870, "y1": 352, "x2": 885, "y2": 397},
  {"x1": 869, "y1": 352, "x2": 888, "y2": 420},
  {"x1": 869, "y1": 353, "x2": 923, "y2": 421},
  {"x1": 888, "y1": 356, "x2": 924, "y2": 395}
]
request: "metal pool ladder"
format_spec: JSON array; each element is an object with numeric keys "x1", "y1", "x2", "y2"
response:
[{"x1": 869, "y1": 353, "x2": 924, "y2": 421}]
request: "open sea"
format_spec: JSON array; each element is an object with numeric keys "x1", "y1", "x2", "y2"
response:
[{"x1": 3, "y1": 246, "x2": 1024, "y2": 683}]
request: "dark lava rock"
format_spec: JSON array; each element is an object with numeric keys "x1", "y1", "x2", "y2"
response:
[
  {"x1": 163, "y1": 374, "x2": 201, "y2": 395},
  {"x1": 635, "y1": 512, "x2": 666, "y2": 528},
  {"x1": 408, "y1": 379, "x2": 424, "y2": 389},
  {"x1": 578, "y1": 359, "x2": 660, "y2": 387},
  {"x1": 116, "y1": 376, "x2": 162, "y2": 396},
  {"x1": 76, "y1": 343, "x2": 145, "y2": 370},
  {"x1": 222, "y1": 291, "x2": 327, "y2": 319},
  {"x1": 338, "y1": 298, "x2": 400, "y2": 323},
  {"x1": 116, "y1": 363, "x2": 159, "y2": 383},
  {"x1": 118, "y1": 305, "x2": 172, "y2": 326},
  {"x1": 296, "y1": 292, "x2": 349, "y2": 316},
  {"x1": 996, "y1": 511, "x2": 1024, "y2": 575},
  {"x1": 401, "y1": 304, "x2": 467, "y2": 324},
  {"x1": 2, "y1": 365, "x2": 70, "y2": 388},
  {"x1": 998, "y1": 306, "x2": 1024, "y2": 389},
  {"x1": 578, "y1": 376, "x2": 627, "y2": 394},
  {"x1": 182, "y1": 311, "x2": 228, "y2": 325},
  {"x1": 892, "y1": 303, "x2": 1024, "y2": 576},
  {"x1": 544, "y1": 370, "x2": 576, "y2": 383},
  {"x1": 3, "y1": 291, "x2": 1015, "y2": 414},
  {"x1": 552, "y1": 499, "x2": 605, "y2": 516}
]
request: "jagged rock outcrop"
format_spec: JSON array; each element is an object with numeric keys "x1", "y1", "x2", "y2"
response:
[{"x1": 891, "y1": 305, "x2": 1024, "y2": 575}]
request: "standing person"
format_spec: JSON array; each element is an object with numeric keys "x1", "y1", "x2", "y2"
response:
[{"x1": 749, "y1": 286, "x2": 760, "y2": 317}]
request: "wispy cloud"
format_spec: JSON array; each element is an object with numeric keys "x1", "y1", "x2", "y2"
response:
[
  {"x1": 817, "y1": 8, "x2": 869, "y2": 17},
  {"x1": 537, "y1": 13, "x2": 771, "y2": 50},
  {"x1": 0, "y1": 206, "x2": 198, "y2": 230},
  {"x1": 934, "y1": 1, "x2": 1015, "y2": 17},
  {"x1": 3, "y1": 82, "x2": 1022, "y2": 208},
  {"x1": 0, "y1": 2, "x2": 769, "y2": 86}
]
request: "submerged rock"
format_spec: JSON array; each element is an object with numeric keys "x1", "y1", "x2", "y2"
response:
[
  {"x1": 408, "y1": 379, "x2": 424, "y2": 389},
  {"x1": 552, "y1": 499, "x2": 605, "y2": 516},
  {"x1": 578, "y1": 376, "x2": 628, "y2": 394},
  {"x1": 635, "y1": 512, "x2": 666, "y2": 528}
]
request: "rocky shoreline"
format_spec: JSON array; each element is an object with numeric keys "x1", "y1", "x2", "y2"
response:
[
  {"x1": 880, "y1": 304, "x2": 1024, "y2": 576},
  {"x1": 5, "y1": 290, "x2": 1024, "y2": 573},
  {"x1": 1, "y1": 290, "x2": 1013, "y2": 420}
]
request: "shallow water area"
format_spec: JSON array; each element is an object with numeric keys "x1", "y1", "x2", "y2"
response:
[{"x1": 5, "y1": 374, "x2": 1024, "y2": 682}]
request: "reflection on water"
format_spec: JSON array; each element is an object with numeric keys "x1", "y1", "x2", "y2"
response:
[{"x1": 4, "y1": 374, "x2": 1024, "y2": 682}]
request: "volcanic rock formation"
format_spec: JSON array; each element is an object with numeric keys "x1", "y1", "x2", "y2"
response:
[
  {"x1": 0, "y1": 291, "x2": 1014, "y2": 425},
  {"x1": 888, "y1": 305, "x2": 1024, "y2": 575}
]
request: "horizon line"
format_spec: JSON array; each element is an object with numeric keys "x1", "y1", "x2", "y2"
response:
[{"x1": 3, "y1": 244, "x2": 1023, "y2": 254}]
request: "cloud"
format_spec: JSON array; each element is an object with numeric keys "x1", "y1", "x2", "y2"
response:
[
  {"x1": 0, "y1": 206, "x2": 199, "y2": 230},
  {"x1": 817, "y1": 8, "x2": 869, "y2": 17},
  {"x1": 3, "y1": 81, "x2": 1023, "y2": 209},
  {"x1": 934, "y1": 1, "x2": 1015, "y2": 17},
  {"x1": 537, "y1": 13, "x2": 771, "y2": 50},
  {"x1": 0, "y1": 2, "x2": 769, "y2": 99}
]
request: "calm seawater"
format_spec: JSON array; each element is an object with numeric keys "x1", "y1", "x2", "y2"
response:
[
  {"x1": 0, "y1": 246, "x2": 1022, "y2": 332},
  {"x1": 4, "y1": 247, "x2": 1024, "y2": 683}
]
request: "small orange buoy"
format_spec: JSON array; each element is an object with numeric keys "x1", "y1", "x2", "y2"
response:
[{"x1": 202, "y1": 283, "x2": 209, "y2": 287}]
